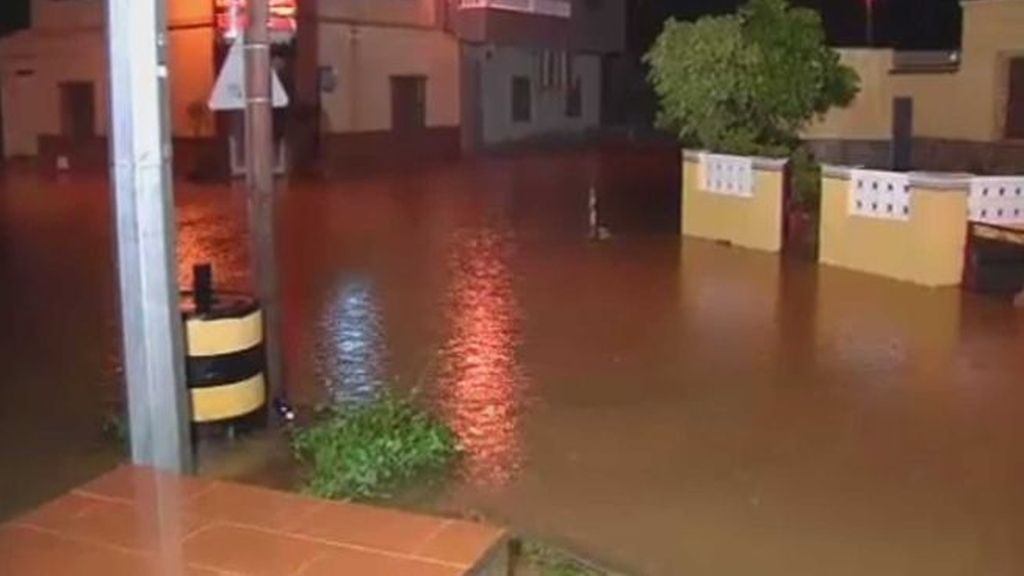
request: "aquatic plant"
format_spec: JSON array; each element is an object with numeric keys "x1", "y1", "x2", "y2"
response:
[
  {"x1": 291, "y1": 393, "x2": 460, "y2": 500},
  {"x1": 523, "y1": 540, "x2": 611, "y2": 576}
]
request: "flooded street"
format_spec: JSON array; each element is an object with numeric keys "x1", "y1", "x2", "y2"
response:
[{"x1": 3, "y1": 147, "x2": 1024, "y2": 575}]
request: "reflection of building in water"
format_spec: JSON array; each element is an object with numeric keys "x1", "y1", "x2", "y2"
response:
[
  {"x1": 437, "y1": 229, "x2": 526, "y2": 489},
  {"x1": 680, "y1": 241, "x2": 782, "y2": 336},
  {"x1": 814, "y1": 268, "x2": 961, "y2": 383},
  {"x1": 315, "y1": 277, "x2": 386, "y2": 404}
]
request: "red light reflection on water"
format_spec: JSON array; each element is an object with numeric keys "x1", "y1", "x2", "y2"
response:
[
  {"x1": 175, "y1": 199, "x2": 250, "y2": 292},
  {"x1": 437, "y1": 229, "x2": 526, "y2": 489}
]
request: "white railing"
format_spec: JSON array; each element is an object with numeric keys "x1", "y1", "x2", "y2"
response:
[
  {"x1": 849, "y1": 169, "x2": 912, "y2": 221},
  {"x1": 458, "y1": 0, "x2": 571, "y2": 19},
  {"x1": 969, "y1": 177, "x2": 1024, "y2": 225}
]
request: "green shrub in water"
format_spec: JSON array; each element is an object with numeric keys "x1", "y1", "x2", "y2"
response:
[
  {"x1": 291, "y1": 394, "x2": 460, "y2": 500},
  {"x1": 524, "y1": 541, "x2": 610, "y2": 576}
]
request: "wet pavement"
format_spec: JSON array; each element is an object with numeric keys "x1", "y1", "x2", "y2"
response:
[
  {"x1": 2, "y1": 147, "x2": 1024, "y2": 575},
  {"x1": 2, "y1": 466, "x2": 507, "y2": 576}
]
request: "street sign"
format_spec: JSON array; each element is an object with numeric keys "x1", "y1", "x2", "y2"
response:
[{"x1": 208, "y1": 40, "x2": 289, "y2": 111}]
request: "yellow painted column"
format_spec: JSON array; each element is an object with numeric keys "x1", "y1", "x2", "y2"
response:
[
  {"x1": 819, "y1": 166, "x2": 969, "y2": 287},
  {"x1": 681, "y1": 150, "x2": 788, "y2": 253}
]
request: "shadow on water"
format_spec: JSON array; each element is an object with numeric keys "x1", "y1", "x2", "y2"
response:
[{"x1": 4, "y1": 146, "x2": 1024, "y2": 575}]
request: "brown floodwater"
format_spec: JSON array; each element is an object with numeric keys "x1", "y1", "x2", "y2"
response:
[{"x1": 2, "y1": 147, "x2": 1024, "y2": 575}]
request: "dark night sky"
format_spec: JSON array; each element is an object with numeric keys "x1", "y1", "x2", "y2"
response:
[
  {"x1": 1, "y1": 0, "x2": 963, "y2": 50},
  {"x1": 0, "y1": 0, "x2": 30, "y2": 37},
  {"x1": 631, "y1": 0, "x2": 964, "y2": 54}
]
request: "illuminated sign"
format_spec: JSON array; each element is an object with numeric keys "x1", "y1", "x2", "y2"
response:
[{"x1": 215, "y1": 0, "x2": 297, "y2": 43}]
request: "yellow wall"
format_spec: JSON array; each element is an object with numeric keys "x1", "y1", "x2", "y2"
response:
[
  {"x1": 9, "y1": 0, "x2": 455, "y2": 149},
  {"x1": 168, "y1": 27, "x2": 217, "y2": 138},
  {"x1": 957, "y1": 0, "x2": 1024, "y2": 141},
  {"x1": 317, "y1": 23, "x2": 460, "y2": 133},
  {"x1": 4, "y1": 32, "x2": 110, "y2": 138},
  {"x1": 818, "y1": 174, "x2": 969, "y2": 287},
  {"x1": 681, "y1": 155, "x2": 786, "y2": 253},
  {"x1": 168, "y1": 0, "x2": 214, "y2": 25},
  {"x1": 804, "y1": 0, "x2": 1024, "y2": 144},
  {"x1": 804, "y1": 49, "x2": 895, "y2": 141},
  {"x1": 1, "y1": 14, "x2": 215, "y2": 141}
]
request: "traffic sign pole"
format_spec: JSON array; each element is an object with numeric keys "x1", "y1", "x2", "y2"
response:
[
  {"x1": 209, "y1": 40, "x2": 289, "y2": 111},
  {"x1": 245, "y1": 0, "x2": 286, "y2": 417}
]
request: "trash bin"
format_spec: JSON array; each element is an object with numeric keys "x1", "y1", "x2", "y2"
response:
[{"x1": 182, "y1": 264, "x2": 267, "y2": 424}]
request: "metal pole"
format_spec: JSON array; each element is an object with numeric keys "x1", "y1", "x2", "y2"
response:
[
  {"x1": 245, "y1": 0, "x2": 285, "y2": 415},
  {"x1": 106, "y1": 0, "x2": 192, "y2": 472}
]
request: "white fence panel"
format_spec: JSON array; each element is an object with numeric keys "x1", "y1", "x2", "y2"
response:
[
  {"x1": 969, "y1": 177, "x2": 1024, "y2": 225},
  {"x1": 849, "y1": 169, "x2": 911, "y2": 221},
  {"x1": 700, "y1": 153, "x2": 754, "y2": 198}
]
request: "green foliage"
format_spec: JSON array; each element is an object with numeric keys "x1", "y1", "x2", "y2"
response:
[
  {"x1": 102, "y1": 410, "x2": 128, "y2": 445},
  {"x1": 645, "y1": 0, "x2": 859, "y2": 156},
  {"x1": 291, "y1": 394, "x2": 460, "y2": 501},
  {"x1": 524, "y1": 541, "x2": 609, "y2": 576}
]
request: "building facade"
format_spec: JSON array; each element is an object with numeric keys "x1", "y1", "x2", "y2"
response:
[
  {"x1": 804, "y1": 0, "x2": 1024, "y2": 174},
  {"x1": 0, "y1": 0, "x2": 625, "y2": 171},
  {"x1": 449, "y1": 0, "x2": 624, "y2": 148}
]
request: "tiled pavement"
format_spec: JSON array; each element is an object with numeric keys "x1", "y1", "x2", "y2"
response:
[{"x1": 0, "y1": 466, "x2": 508, "y2": 575}]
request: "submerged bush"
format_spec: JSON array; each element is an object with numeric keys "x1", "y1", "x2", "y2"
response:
[
  {"x1": 291, "y1": 394, "x2": 460, "y2": 500},
  {"x1": 523, "y1": 541, "x2": 610, "y2": 576}
]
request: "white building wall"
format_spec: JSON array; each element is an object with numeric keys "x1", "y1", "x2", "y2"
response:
[
  {"x1": 0, "y1": 30, "x2": 109, "y2": 157},
  {"x1": 473, "y1": 46, "x2": 601, "y2": 145},
  {"x1": 32, "y1": 0, "x2": 104, "y2": 32},
  {"x1": 316, "y1": 23, "x2": 461, "y2": 133}
]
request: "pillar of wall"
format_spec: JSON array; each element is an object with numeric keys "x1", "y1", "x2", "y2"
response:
[{"x1": 681, "y1": 150, "x2": 788, "y2": 253}]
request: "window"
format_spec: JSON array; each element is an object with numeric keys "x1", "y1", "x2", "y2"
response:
[
  {"x1": 539, "y1": 51, "x2": 570, "y2": 90},
  {"x1": 566, "y1": 77, "x2": 582, "y2": 118},
  {"x1": 511, "y1": 76, "x2": 531, "y2": 123},
  {"x1": 1006, "y1": 58, "x2": 1024, "y2": 140},
  {"x1": 390, "y1": 76, "x2": 426, "y2": 132}
]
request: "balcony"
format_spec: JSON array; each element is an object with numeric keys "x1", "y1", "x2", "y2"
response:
[
  {"x1": 449, "y1": 0, "x2": 572, "y2": 47},
  {"x1": 458, "y1": 0, "x2": 571, "y2": 20}
]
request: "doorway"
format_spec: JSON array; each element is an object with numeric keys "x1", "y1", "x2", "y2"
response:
[
  {"x1": 390, "y1": 76, "x2": 426, "y2": 133},
  {"x1": 1006, "y1": 57, "x2": 1024, "y2": 139},
  {"x1": 892, "y1": 97, "x2": 913, "y2": 171},
  {"x1": 59, "y1": 82, "x2": 95, "y2": 142}
]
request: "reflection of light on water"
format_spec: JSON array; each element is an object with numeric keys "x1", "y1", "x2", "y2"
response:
[
  {"x1": 315, "y1": 278, "x2": 385, "y2": 403},
  {"x1": 175, "y1": 201, "x2": 249, "y2": 291},
  {"x1": 437, "y1": 229, "x2": 526, "y2": 489}
]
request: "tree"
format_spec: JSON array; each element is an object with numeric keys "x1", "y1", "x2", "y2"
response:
[{"x1": 645, "y1": 0, "x2": 859, "y2": 157}]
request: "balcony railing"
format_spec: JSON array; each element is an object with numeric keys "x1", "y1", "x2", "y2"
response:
[{"x1": 458, "y1": 0, "x2": 571, "y2": 19}]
